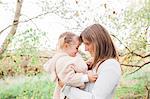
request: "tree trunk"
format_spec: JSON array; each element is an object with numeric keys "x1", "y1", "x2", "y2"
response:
[{"x1": 0, "y1": 0, "x2": 24, "y2": 56}]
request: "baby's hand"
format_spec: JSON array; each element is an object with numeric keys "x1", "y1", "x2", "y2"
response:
[{"x1": 87, "y1": 70, "x2": 98, "y2": 82}]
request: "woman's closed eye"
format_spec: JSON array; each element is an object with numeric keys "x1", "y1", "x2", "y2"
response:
[{"x1": 84, "y1": 42, "x2": 90, "y2": 46}]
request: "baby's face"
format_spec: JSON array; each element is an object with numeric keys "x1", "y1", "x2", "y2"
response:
[{"x1": 67, "y1": 37, "x2": 81, "y2": 57}]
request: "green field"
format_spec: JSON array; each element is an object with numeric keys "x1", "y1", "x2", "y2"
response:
[{"x1": 0, "y1": 67, "x2": 149, "y2": 99}]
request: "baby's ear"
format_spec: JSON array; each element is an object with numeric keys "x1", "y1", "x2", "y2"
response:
[{"x1": 64, "y1": 43, "x2": 69, "y2": 48}]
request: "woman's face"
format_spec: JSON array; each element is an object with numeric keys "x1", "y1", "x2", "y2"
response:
[{"x1": 82, "y1": 37, "x2": 94, "y2": 56}]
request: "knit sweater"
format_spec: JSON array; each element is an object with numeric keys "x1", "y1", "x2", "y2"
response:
[{"x1": 43, "y1": 52, "x2": 88, "y2": 99}]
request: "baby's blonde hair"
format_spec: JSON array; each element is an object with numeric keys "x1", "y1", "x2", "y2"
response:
[{"x1": 57, "y1": 32, "x2": 81, "y2": 51}]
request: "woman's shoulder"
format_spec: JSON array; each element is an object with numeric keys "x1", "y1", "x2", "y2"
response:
[
  {"x1": 98, "y1": 58, "x2": 121, "y2": 73},
  {"x1": 104, "y1": 58, "x2": 120, "y2": 65}
]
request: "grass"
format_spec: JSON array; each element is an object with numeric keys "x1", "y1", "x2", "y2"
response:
[
  {"x1": 115, "y1": 79, "x2": 146, "y2": 98},
  {"x1": 115, "y1": 65, "x2": 149, "y2": 98},
  {"x1": 0, "y1": 66, "x2": 149, "y2": 99},
  {"x1": 0, "y1": 73, "x2": 55, "y2": 99}
]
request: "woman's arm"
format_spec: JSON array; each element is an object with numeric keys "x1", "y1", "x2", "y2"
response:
[{"x1": 62, "y1": 59, "x2": 121, "y2": 99}]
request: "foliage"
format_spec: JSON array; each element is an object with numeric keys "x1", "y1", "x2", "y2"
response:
[
  {"x1": 10, "y1": 28, "x2": 47, "y2": 51},
  {"x1": 0, "y1": 28, "x2": 47, "y2": 78},
  {"x1": 0, "y1": 0, "x2": 149, "y2": 98},
  {"x1": 0, "y1": 70, "x2": 149, "y2": 99},
  {"x1": 123, "y1": 0, "x2": 149, "y2": 52},
  {"x1": 115, "y1": 66, "x2": 149, "y2": 98},
  {"x1": 116, "y1": 0, "x2": 150, "y2": 75},
  {"x1": 0, "y1": 74, "x2": 55, "y2": 99}
]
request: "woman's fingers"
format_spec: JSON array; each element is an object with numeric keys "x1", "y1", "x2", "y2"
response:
[{"x1": 88, "y1": 72, "x2": 98, "y2": 82}]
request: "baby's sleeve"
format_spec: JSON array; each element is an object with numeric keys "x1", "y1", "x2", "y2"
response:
[
  {"x1": 56, "y1": 58, "x2": 88, "y2": 88},
  {"x1": 64, "y1": 64, "x2": 86, "y2": 88},
  {"x1": 73, "y1": 53, "x2": 88, "y2": 73},
  {"x1": 43, "y1": 59, "x2": 52, "y2": 73}
]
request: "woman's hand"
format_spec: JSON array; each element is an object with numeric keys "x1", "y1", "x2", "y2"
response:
[
  {"x1": 87, "y1": 70, "x2": 98, "y2": 82},
  {"x1": 86, "y1": 57, "x2": 94, "y2": 70},
  {"x1": 58, "y1": 80, "x2": 65, "y2": 88},
  {"x1": 86, "y1": 57, "x2": 94, "y2": 66}
]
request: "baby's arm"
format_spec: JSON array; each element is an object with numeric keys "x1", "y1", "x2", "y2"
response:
[
  {"x1": 56, "y1": 56, "x2": 97, "y2": 88},
  {"x1": 59, "y1": 64, "x2": 97, "y2": 89},
  {"x1": 61, "y1": 64, "x2": 89, "y2": 88}
]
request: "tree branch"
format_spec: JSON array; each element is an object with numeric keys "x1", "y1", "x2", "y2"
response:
[
  {"x1": 128, "y1": 67, "x2": 142, "y2": 74},
  {"x1": 111, "y1": 34, "x2": 150, "y2": 58},
  {"x1": 122, "y1": 61, "x2": 150, "y2": 74},
  {"x1": 0, "y1": 25, "x2": 12, "y2": 34},
  {"x1": 0, "y1": 2, "x2": 63, "y2": 34},
  {"x1": 0, "y1": 0, "x2": 24, "y2": 55},
  {"x1": 121, "y1": 61, "x2": 150, "y2": 67}
]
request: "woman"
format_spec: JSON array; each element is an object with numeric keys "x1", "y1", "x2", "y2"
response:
[{"x1": 61, "y1": 24, "x2": 121, "y2": 99}]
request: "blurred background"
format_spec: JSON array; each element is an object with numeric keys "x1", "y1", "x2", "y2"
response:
[{"x1": 0, "y1": 0, "x2": 149, "y2": 98}]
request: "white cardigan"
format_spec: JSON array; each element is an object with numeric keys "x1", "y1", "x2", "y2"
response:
[{"x1": 62, "y1": 59, "x2": 121, "y2": 99}]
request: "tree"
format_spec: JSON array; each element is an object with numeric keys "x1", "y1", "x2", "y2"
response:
[
  {"x1": 0, "y1": 0, "x2": 23, "y2": 56},
  {"x1": 118, "y1": 0, "x2": 150, "y2": 74}
]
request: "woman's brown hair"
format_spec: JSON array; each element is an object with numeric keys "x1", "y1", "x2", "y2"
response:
[{"x1": 80, "y1": 24, "x2": 118, "y2": 68}]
